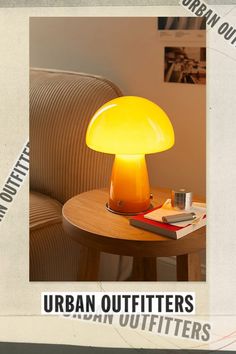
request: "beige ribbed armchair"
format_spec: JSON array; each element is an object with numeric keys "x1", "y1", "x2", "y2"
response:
[{"x1": 30, "y1": 68, "x2": 131, "y2": 281}]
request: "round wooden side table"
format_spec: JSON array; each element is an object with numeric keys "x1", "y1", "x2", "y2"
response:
[{"x1": 62, "y1": 188, "x2": 206, "y2": 281}]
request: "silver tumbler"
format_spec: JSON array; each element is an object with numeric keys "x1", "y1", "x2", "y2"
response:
[{"x1": 171, "y1": 189, "x2": 192, "y2": 210}]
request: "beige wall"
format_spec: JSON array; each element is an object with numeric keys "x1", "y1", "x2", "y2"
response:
[{"x1": 30, "y1": 17, "x2": 206, "y2": 197}]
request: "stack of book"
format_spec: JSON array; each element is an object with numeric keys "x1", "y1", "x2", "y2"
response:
[{"x1": 130, "y1": 199, "x2": 206, "y2": 239}]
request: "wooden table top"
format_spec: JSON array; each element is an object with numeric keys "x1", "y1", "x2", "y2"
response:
[{"x1": 62, "y1": 188, "x2": 206, "y2": 257}]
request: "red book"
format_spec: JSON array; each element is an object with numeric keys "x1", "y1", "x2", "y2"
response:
[{"x1": 130, "y1": 207, "x2": 206, "y2": 239}]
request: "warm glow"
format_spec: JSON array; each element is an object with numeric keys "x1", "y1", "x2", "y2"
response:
[
  {"x1": 86, "y1": 96, "x2": 175, "y2": 214},
  {"x1": 86, "y1": 96, "x2": 174, "y2": 155},
  {"x1": 109, "y1": 155, "x2": 150, "y2": 214}
]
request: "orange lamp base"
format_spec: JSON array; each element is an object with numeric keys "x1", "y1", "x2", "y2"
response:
[{"x1": 108, "y1": 154, "x2": 151, "y2": 215}]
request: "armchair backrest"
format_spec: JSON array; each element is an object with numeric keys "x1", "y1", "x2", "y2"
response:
[{"x1": 30, "y1": 68, "x2": 122, "y2": 204}]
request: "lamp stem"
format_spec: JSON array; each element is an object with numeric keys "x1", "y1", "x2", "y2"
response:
[{"x1": 108, "y1": 154, "x2": 151, "y2": 214}]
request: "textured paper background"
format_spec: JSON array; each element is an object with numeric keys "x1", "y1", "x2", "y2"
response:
[{"x1": 0, "y1": 1, "x2": 235, "y2": 350}]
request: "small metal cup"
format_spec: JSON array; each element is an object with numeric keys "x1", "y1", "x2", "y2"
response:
[{"x1": 171, "y1": 189, "x2": 192, "y2": 210}]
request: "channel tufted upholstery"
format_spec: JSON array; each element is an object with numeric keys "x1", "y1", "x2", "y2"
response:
[{"x1": 30, "y1": 68, "x2": 131, "y2": 281}]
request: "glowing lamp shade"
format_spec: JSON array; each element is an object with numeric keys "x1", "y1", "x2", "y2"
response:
[{"x1": 86, "y1": 96, "x2": 175, "y2": 214}]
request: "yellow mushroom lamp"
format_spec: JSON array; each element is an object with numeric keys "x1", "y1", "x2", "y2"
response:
[{"x1": 86, "y1": 96, "x2": 175, "y2": 215}]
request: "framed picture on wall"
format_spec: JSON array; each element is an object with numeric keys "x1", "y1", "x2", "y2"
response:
[
  {"x1": 157, "y1": 17, "x2": 206, "y2": 42},
  {"x1": 158, "y1": 17, "x2": 206, "y2": 30},
  {"x1": 164, "y1": 46, "x2": 206, "y2": 84}
]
